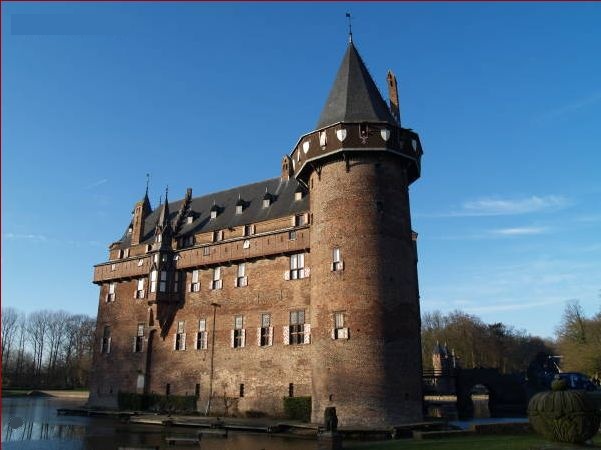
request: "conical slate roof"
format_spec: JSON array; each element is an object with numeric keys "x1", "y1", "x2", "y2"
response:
[{"x1": 316, "y1": 42, "x2": 396, "y2": 129}]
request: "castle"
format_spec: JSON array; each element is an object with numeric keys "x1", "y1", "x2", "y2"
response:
[{"x1": 89, "y1": 39, "x2": 424, "y2": 428}]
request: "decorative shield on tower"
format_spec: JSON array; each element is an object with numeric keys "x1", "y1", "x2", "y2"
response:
[
  {"x1": 380, "y1": 128, "x2": 391, "y2": 142},
  {"x1": 336, "y1": 129, "x2": 347, "y2": 142}
]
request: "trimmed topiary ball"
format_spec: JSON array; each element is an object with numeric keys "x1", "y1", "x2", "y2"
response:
[{"x1": 528, "y1": 378, "x2": 601, "y2": 444}]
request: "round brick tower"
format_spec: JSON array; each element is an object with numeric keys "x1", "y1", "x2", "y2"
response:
[{"x1": 291, "y1": 41, "x2": 424, "y2": 427}]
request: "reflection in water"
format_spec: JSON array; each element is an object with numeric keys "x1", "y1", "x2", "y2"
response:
[{"x1": 2, "y1": 397, "x2": 315, "y2": 450}]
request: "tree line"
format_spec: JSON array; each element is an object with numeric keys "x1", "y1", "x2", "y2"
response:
[
  {"x1": 1, "y1": 307, "x2": 95, "y2": 389},
  {"x1": 421, "y1": 310, "x2": 553, "y2": 374},
  {"x1": 422, "y1": 301, "x2": 601, "y2": 379},
  {"x1": 555, "y1": 300, "x2": 601, "y2": 379}
]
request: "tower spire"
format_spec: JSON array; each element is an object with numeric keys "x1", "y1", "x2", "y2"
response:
[
  {"x1": 145, "y1": 173, "x2": 150, "y2": 197},
  {"x1": 346, "y1": 12, "x2": 353, "y2": 43}
]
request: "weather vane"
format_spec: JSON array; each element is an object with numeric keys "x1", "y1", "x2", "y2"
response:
[{"x1": 346, "y1": 12, "x2": 353, "y2": 43}]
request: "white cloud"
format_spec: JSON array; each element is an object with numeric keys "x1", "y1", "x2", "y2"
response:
[
  {"x1": 460, "y1": 195, "x2": 568, "y2": 216},
  {"x1": 85, "y1": 178, "x2": 108, "y2": 189},
  {"x1": 490, "y1": 227, "x2": 548, "y2": 236},
  {"x1": 463, "y1": 298, "x2": 567, "y2": 314},
  {"x1": 416, "y1": 195, "x2": 570, "y2": 219},
  {"x1": 538, "y1": 90, "x2": 601, "y2": 121},
  {"x1": 4, "y1": 233, "x2": 47, "y2": 242}
]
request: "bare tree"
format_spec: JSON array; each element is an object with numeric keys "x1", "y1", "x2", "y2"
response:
[{"x1": 1, "y1": 307, "x2": 20, "y2": 369}]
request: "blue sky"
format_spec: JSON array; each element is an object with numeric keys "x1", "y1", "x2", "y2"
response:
[{"x1": 2, "y1": 3, "x2": 600, "y2": 338}]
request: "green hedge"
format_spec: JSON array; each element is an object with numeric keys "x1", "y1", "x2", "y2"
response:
[
  {"x1": 283, "y1": 396, "x2": 311, "y2": 422},
  {"x1": 118, "y1": 391, "x2": 197, "y2": 412}
]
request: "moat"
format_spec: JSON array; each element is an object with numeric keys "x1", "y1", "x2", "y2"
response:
[{"x1": 1, "y1": 397, "x2": 316, "y2": 450}]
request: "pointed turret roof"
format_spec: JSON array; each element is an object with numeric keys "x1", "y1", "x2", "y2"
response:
[
  {"x1": 316, "y1": 42, "x2": 396, "y2": 129},
  {"x1": 157, "y1": 188, "x2": 171, "y2": 230}
]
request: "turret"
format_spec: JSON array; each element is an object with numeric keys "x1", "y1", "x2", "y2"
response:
[
  {"x1": 295, "y1": 41, "x2": 424, "y2": 427},
  {"x1": 131, "y1": 189, "x2": 152, "y2": 246}
]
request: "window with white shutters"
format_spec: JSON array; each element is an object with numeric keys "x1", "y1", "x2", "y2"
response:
[
  {"x1": 236, "y1": 264, "x2": 247, "y2": 287},
  {"x1": 196, "y1": 319, "x2": 207, "y2": 350},
  {"x1": 331, "y1": 247, "x2": 344, "y2": 271},
  {"x1": 150, "y1": 270, "x2": 158, "y2": 293},
  {"x1": 212, "y1": 267, "x2": 222, "y2": 290},
  {"x1": 232, "y1": 315, "x2": 245, "y2": 348},
  {"x1": 133, "y1": 323, "x2": 144, "y2": 352},
  {"x1": 243, "y1": 224, "x2": 256, "y2": 237},
  {"x1": 213, "y1": 230, "x2": 224, "y2": 242},
  {"x1": 135, "y1": 278, "x2": 145, "y2": 299},
  {"x1": 287, "y1": 253, "x2": 308, "y2": 280},
  {"x1": 294, "y1": 213, "x2": 308, "y2": 227},
  {"x1": 190, "y1": 269, "x2": 200, "y2": 292},
  {"x1": 258, "y1": 313, "x2": 272, "y2": 347},
  {"x1": 174, "y1": 321, "x2": 186, "y2": 351},
  {"x1": 106, "y1": 283, "x2": 116, "y2": 302},
  {"x1": 289, "y1": 310, "x2": 306, "y2": 345},
  {"x1": 332, "y1": 312, "x2": 349, "y2": 340}
]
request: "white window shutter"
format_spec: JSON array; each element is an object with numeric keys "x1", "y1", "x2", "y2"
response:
[
  {"x1": 341, "y1": 328, "x2": 349, "y2": 339},
  {"x1": 268, "y1": 327, "x2": 273, "y2": 346},
  {"x1": 256, "y1": 328, "x2": 261, "y2": 346},
  {"x1": 241, "y1": 329, "x2": 246, "y2": 348},
  {"x1": 182, "y1": 333, "x2": 186, "y2": 350},
  {"x1": 107, "y1": 337, "x2": 112, "y2": 353},
  {"x1": 194, "y1": 333, "x2": 199, "y2": 350},
  {"x1": 340, "y1": 261, "x2": 344, "y2": 271},
  {"x1": 291, "y1": 216, "x2": 296, "y2": 226},
  {"x1": 331, "y1": 329, "x2": 336, "y2": 340},
  {"x1": 303, "y1": 324, "x2": 311, "y2": 344},
  {"x1": 230, "y1": 330, "x2": 235, "y2": 348},
  {"x1": 283, "y1": 271, "x2": 290, "y2": 281},
  {"x1": 251, "y1": 225, "x2": 256, "y2": 234},
  {"x1": 173, "y1": 334, "x2": 178, "y2": 350},
  {"x1": 283, "y1": 326, "x2": 290, "y2": 345},
  {"x1": 133, "y1": 336, "x2": 137, "y2": 352}
]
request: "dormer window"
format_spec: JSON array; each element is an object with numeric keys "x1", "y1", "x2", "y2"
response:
[
  {"x1": 294, "y1": 189, "x2": 304, "y2": 201},
  {"x1": 146, "y1": 244, "x2": 152, "y2": 253},
  {"x1": 263, "y1": 192, "x2": 273, "y2": 208},
  {"x1": 210, "y1": 204, "x2": 220, "y2": 219},
  {"x1": 236, "y1": 197, "x2": 245, "y2": 214},
  {"x1": 186, "y1": 216, "x2": 194, "y2": 224},
  {"x1": 213, "y1": 230, "x2": 224, "y2": 242}
]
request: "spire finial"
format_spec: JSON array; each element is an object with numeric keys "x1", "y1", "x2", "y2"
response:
[
  {"x1": 165, "y1": 185, "x2": 169, "y2": 201},
  {"x1": 346, "y1": 12, "x2": 353, "y2": 43},
  {"x1": 145, "y1": 173, "x2": 150, "y2": 196}
]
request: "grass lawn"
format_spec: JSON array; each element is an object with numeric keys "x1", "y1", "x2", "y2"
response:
[{"x1": 345, "y1": 434, "x2": 601, "y2": 450}]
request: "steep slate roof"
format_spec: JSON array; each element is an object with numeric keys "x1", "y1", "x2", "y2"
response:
[
  {"x1": 118, "y1": 177, "x2": 309, "y2": 247},
  {"x1": 316, "y1": 42, "x2": 397, "y2": 129}
]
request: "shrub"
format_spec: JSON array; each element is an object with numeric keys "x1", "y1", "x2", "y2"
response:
[{"x1": 283, "y1": 396, "x2": 311, "y2": 422}]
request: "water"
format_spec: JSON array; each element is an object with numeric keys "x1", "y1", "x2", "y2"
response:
[{"x1": 2, "y1": 397, "x2": 316, "y2": 450}]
